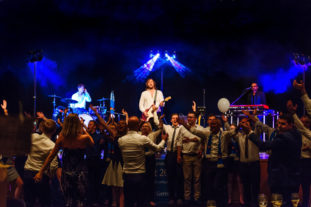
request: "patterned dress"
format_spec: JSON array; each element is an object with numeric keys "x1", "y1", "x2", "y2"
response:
[{"x1": 61, "y1": 148, "x2": 88, "y2": 207}]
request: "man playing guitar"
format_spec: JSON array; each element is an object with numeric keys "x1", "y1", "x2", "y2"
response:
[{"x1": 139, "y1": 78, "x2": 165, "y2": 124}]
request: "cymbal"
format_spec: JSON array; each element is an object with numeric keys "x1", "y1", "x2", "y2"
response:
[
  {"x1": 61, "y1": 98, "x2": 78, "y2": 104},
  {"x1": 56, "y1": 106, "x2": 66, "y2": 110},
  {"x1": 97, "y1": 97, "x2": 110, "y2": 101},
  {"x1": 48, "y1": 94, "x2": 62, "y2": 98}
]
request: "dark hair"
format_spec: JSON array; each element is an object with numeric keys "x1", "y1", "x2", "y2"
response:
[
  {"x1": 188, "y1": 111, "x2": 197, "y2": 118},
  {"x1": 77, "y1": 83, "x2": 85, "y2": 89},
  {"x1": 89, "y1": 120, "x2": 97, "y2": 128}
]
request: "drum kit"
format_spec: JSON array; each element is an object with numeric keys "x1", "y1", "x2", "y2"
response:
[{"x1": 48, "y1": 94, "x2": 109, "y2": 126}]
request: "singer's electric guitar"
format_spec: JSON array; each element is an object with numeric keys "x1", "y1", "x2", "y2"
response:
[{"x1": 141, "y1": 96, "x2": 171, "y2": 121}]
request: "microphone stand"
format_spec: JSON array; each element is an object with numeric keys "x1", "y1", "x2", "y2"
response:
[{"x1": 231, "y1": 89, "x2": 250, "y2": 105}]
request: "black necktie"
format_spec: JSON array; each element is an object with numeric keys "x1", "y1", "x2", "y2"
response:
[{"x1": 170, "y1": 127, "x2": 177, "y2": 151}]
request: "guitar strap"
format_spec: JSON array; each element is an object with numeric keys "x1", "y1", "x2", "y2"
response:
[{"x1": 154, "y1": 90, "x2": 157, "y2": 105}]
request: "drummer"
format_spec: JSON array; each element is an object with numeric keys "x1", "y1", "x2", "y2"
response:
[{"x1": 71, "y1": 84, "x2": 92, "y2": 110}]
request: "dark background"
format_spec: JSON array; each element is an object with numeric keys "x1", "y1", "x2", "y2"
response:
[{"x1": 1, "y1": 0, "x2": 311, "y2": 117}]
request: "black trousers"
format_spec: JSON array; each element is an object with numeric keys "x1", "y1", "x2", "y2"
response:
[
  {"x1": 165, "y1": 151, "x2": 184, "y2": 200},
  {"x1": 24, "y1": 170, "x2": 51, "y2": 207},
  {"x1": 145, "y1": 155, "x2": 156, "y2": 202},
  {"x1": 239, "y1": 161, "x2": 260, "y2": 207},
  {"x1": 123, "y1": 173, "x2": 145, "y2": 207},
  {"x1": 203, "y1": 159, "x2": 227, "y2": 207},
  {"x1": 301, "y1": 158, "x2": 311, "y2": 207}
]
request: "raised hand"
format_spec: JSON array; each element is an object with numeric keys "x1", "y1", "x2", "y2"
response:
[
  {"x1": 293, "y1": 80, "x2": 306, "y2": 94},
  {"x1": 122, "y1": 108, "x2": 128, "y2": 116},
  {"x1": 192, "y1": 101, "x2": 196, "y2": 112},
  {"x1": 36, "y1": 112, "x2": 46, "y2": 119},
  {"x1": 1, "y1": 100, "x2": 7, "y2": 110}
]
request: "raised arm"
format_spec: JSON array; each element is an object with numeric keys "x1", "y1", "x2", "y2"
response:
[
  {"x1": 90, "y1": 104, "x2": 117, "y2": 137},
  {"x1": 122, "y1": 108, "x2": 129, "y2": 125},
  {"x1": 192, "y1": 101, "x2": 196, "y2": 113},
  {"x1": 1, "y1": 100, "x2": 8, "y2": 116},
  {"x1": 292, "y1": 113, "x2": 311, "y2": 140},
  {"x1": 82, "y1": 127, "x2": 94, "y2": 146},
  {"x1": 144, "y1": 132, "x2": 167, "y2": 152},
  {"x1": 84, "y1": 89, "x2": 92, "y2": 102},
  {"x1": 190, "y1": 126, "x2": 210, "y2": 140},
  {"x1": 293, "y1": 80, "x2": 311, "y2": 117},
  {"x1": 37, "y1": 112, "x2": 48, "y2": 121}
]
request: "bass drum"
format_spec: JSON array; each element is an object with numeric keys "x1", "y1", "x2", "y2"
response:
[{"x1": 78, "y1": 113, "x2": 94, "y2": 127}]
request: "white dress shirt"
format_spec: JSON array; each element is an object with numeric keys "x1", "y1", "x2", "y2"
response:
[
  {"x1": 24, "y1": 133, "x2": 58, "y2": 173},
  {"x1": 71, "y1": 91, "x2": 92, "y2": 108},
  {"x1": 190, "y1": 126, "x2": 234, "y2": 159},
  {"x1": 139, "y1": 90, "x2": 164, "y2": 113},
  {"x1": 118, "y1": 131, "x2": 165, "y2": 174},
  {"x1": 163, "y1": 125, "x2": 197, "y2": 152}
]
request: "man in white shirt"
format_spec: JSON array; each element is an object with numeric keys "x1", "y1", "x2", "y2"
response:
[
  {"x1": 118, "y1": 116, "x2": 167, "y2": 207},
  {"x1": 177, "y1": 111, "x2": 202, "y2": 205},
  {"x1": 24, "y1": 119, "x2": 58, "y2": 207},
  {"x1": 139, "y1": 78, "x2": 164, "y2": 126},
  {"x1": 163, "y1": 113, "x2": 196, "y2": 206},
  {"x1": 71, "y1": 83, "x2": 92, "y2": 109}
]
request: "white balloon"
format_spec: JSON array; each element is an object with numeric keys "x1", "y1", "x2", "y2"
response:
[{"x1": 217, "y1": 98, "x2": 230, "y2": 113}]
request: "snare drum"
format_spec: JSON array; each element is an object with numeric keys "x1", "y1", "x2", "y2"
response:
[{"x1": 79, "y1": 113, "x2": 94, "y2": 126}]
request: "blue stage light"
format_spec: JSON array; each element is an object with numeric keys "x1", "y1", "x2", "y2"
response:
[
  {"x1": 28, "y1": 57, "x2": 64, "y2": 89},
  {"x1": 166, "y1": 54, "x2": 190, "y2": 78},
  {"x1": 259, "y1": 63, "x2": 304, "y2": 94}
]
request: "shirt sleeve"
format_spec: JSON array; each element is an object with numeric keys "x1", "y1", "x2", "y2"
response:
[
  {"x1": 301, "y1": 93, "x2": 311, "y2": 118},
  {"x1": 156, "y1": 90, "x2": 164, "y2": 107},
  {"x1": 293, "y1": 113, "x2": 311, "y2": 140},
  {"x1": 139, "y1": 92, "x2": 146, "y2": 113},
  {"x1": 190, "y1": 126, "x2": 210, "y2": 140},
  {"x1": 84, "y1": 91, "x2": 92, "y2": 102},
  {"x1": 143, "y1": 136, "x2": 165, "y2": 151}
]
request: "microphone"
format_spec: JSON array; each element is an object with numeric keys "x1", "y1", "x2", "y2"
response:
[{"x1": 245, "y1": 87, "x2": 252, "y2": 90}]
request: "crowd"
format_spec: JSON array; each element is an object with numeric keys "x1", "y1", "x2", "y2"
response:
[{"x1": 0, "y1": 79, "x2": 311, "y2": 207}]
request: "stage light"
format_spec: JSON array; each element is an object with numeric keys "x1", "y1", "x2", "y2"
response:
[
  {"x1": 149, "y1": 50, "x2": 154, "y2": 58},
  {"x1": 133, "y1": 52, "x2": 160, "y2": 81},
  {"x1": 166, "y1": 54, "x2": 190, "y2": 78},
  {"x1": 143, "y1": 53, "x2": 160, "y2": 71},
  {"x1": 172, "y1": 51, "x2": 176, "y2": 59}
]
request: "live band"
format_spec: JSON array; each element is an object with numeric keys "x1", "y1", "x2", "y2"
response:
[{"x1": 52, "y1": 79, "x2": 267, "y2": 125}]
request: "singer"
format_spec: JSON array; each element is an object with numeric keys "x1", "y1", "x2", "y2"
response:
[
  {"x1": 71, "y1": 83, "x2": 92, "y2": 109},
  {"x1": 246, "y1": 82, "x2": 266, "y2": 105}
]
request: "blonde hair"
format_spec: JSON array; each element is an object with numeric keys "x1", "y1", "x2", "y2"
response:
[{"x1": 61, "y1": 113, "x2": 82, "y2": 139}]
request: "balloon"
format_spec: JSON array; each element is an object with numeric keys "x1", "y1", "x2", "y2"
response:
[{"x1": 217, "y1": 98, "x2": 230, "y2": 113}]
